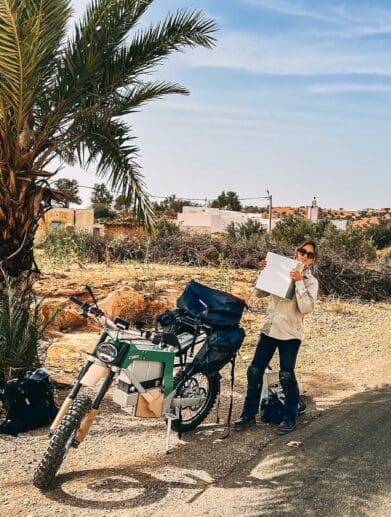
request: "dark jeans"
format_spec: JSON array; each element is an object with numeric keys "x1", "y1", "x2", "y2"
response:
[{"x1": 242, "y1": 333, "x2": 301, "y2": 419}]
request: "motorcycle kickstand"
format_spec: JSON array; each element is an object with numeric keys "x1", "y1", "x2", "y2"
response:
[{"x1": 165, "y1": 413, "x2": 176, "y2": 455}]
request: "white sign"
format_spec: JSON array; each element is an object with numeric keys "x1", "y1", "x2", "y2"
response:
[{"x1": 256, "y1": 252, "x2": 304, "y2": 299}]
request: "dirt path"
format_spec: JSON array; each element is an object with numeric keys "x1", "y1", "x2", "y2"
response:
[
  {"x1": 0, "y1": 262, "x2": 390, "y2": 516},
  {"x1": 165, "y1": 386, "x2": 391, "y2": 517}
]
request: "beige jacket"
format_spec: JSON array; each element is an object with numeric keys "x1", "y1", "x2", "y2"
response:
[{"x1": 257, "y1": 269, "x2": 318, "y2": 341}]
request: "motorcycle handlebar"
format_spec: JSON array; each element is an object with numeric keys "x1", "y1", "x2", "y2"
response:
[
  {"x1": 69, "y1": 296, "x2": 103, "y2": 317},
  {"x1": 70, "y1": 296, "x2": 83, "y2": 306},
  {"x1": 68, "y1": 295, "x2": 157, "y2": 342}
]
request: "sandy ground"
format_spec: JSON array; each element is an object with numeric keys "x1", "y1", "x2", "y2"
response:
[{"x1": 0, "y1": 260, "x2": 390, "y2": 516}]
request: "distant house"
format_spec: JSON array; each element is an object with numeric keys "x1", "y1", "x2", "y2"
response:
[
  {"x1": 36, "y1": 208, "x2": 94, "y2": 238},
  {"x1": 331, "y1": 220, "x2": 348, "y2": 230},
  {"x1": 177, "y1": 206, "x2": 278, "y2": 233}
]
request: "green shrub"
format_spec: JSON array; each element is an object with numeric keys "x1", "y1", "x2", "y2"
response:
[
  {"x1": 42, "y1": 228, "x2": 93, "y2": 266},
  {"x1": 320, "y1": 225, "x2": 376, "y2": 261},
  {"x1": 0, "y1": 275, "x2": 59, "y2": 378},
  {"x1": 365, "y1": 219, "x2": 391, "y2": 249},
  {"x1": 271, "y1": 215, "x2": 318, "y2": 245},
  {"x1": 226, "y1": 219, "x2": 266, "y2": 241},
  {"x1": 154, "y1": 219, "x2": 182, "y2": 238},
  {"x1": 93, "y1": 202, "x2": 116, "y2": 221}
]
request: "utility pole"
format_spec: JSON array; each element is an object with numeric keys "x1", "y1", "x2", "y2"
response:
[{"x1": 266, "y1": 189, "x2": 272, "y2": 232}]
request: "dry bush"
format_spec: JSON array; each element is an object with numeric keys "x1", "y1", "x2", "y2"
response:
[
  {"x1": 41, "y1": 228, "x2": 391, "y2": 301},
  {"x1": 316, "y1": 255, "x2": 391, "y2": 301}
]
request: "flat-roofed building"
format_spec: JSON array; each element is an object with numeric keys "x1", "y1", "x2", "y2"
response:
[
  {"x1": 177, "y1": 206, "x2": 277, "y2": 233},
  {"x1": 36, "y1": 208, "x2": 94, "y2": 238}
]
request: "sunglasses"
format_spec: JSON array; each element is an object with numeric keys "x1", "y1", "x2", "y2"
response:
[{"x1": 297, "y1": 247, "x2": 315, "y2": 259}]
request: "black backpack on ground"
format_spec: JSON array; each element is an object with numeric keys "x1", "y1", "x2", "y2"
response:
[
  {"x1": 261, "y1": 391, "x2": 285, "y2": 424},
  {"x1": 261, "y1": 388, "x2": 307, "y2": 425},
  {"x1": 0, "y1": 368, "x2": 58, "y2": 437}
]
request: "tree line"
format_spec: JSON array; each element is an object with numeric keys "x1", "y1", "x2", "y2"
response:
[{"x1": 52, "y1": 180, "x2": 245, "y2": 219}]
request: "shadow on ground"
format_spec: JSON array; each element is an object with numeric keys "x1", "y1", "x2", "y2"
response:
[
  {"x1": 37, "y1": 385, "x2": 390, "y2": 515},
  {"x1": 189, "y1": 385, "x2": 391, "y2": 516}
]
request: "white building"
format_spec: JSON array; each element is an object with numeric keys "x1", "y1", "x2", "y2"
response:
[
  {"x1": 177, "y1": 206, "x2": 278, "y2": 233},
  {"x1": 308, "y1": 197, "x2": 320, "y2": 222},
  {"x1": 331, "y1": 219, "x2": 348, "y2": 230}
]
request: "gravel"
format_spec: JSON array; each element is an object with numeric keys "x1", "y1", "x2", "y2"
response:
[{"x1": 1, "y1": 262, "x2": 390, "y2": 516}]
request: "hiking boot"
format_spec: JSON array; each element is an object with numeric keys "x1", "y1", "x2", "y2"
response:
[
  {"x1": 234, "y1": 415, "x2": 256, "y2": 430},
  {"x1": 298, "y1": 397, "x2": 306, "y2": 416},
  {"x1": 277, "y1": 418, "x2": 297, "y2": 434}
]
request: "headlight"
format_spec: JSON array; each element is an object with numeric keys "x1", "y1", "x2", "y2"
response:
[{"x1": 96, "y1": 342, "x2": 118, "y2": 363}]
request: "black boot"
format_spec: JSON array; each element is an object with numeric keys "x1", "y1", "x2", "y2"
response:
[
  {"x1": 298, "y1": 396, "x2": 306, "y2": 415},
  {"x1": 234, "y1": 414, "x2": 256, "y2": 430},
  {"x1": 277, "y1": 417, "x2": 297, "y2": 433},
  {"x1": 278, "y1": 370, "x2": 299, "y2": 434},
  {"x1": 240, "y1": 363, "x2": 264, "y2": 418}
]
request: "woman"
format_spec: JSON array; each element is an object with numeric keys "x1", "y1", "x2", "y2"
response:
[{"x1": 235, "y1": 241, "x2": 319, "y2": 433}]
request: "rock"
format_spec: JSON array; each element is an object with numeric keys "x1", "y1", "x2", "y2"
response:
[
  {"x1": 99, "y1": 285, "x2": 138, "y2": 319},
  {"x1": 50, "y1": 373, "x2": 74, "y2": 388}
]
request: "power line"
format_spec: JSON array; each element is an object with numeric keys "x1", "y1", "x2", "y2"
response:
[{"x1": 77, "y1": 184, "x2": 270, "y2": 202}]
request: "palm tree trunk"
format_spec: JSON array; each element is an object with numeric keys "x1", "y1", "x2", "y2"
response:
[{"x1": 0, "y1": 173, "x2": 48, "y2": 279}]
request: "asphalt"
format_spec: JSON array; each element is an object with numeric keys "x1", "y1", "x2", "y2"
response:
[{"x1": 170, "y1": 386, "x2": 391, "y2": 516}]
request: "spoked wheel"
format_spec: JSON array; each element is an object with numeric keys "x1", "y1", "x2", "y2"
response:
[
  {"x1": 33, "y1": 396, "x2": 92, "y2": 490},
  {"x1": 170, "y1": 371, "x2": 220, "y2": 433}
]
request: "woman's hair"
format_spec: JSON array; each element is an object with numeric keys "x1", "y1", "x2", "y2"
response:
[{"x1": 297, "y1": 240, "x2": 318, "y2": 262}]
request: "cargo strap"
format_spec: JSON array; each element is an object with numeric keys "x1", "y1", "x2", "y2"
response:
[{"x1": 221, "y1": 353, "x2": 236, "y2": 439}]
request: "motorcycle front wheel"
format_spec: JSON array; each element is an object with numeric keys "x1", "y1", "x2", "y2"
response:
[
  {"x1": 33, "y1": 396, "x2": 92, "y2": 490},
  {"x1": 170, "y1": 372, "x2": 220, "y2": 433}
]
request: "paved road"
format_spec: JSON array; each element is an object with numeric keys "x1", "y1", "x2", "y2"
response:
[{"x1": 167, "y1": 386, "x2": 391, "y2": 516}]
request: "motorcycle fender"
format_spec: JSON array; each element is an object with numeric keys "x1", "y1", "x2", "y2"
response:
[{"x1": 80, "y1": 363, "x2": 109, "y2": 388}]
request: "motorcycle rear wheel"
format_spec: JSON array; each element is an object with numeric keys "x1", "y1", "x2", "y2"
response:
[
  {"x1": 170, "y1": 372, "x2": 220, "y2": 433},
  {"x1": 32, "y1": 396, "x2": 92, "y2": 490}
]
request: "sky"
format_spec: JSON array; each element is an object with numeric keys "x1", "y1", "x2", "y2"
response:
[{"x1": 60, "y1": 0, "x2": 391, "y2": 210}]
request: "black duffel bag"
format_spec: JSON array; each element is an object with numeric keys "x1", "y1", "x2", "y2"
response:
[
  {"x1": 192, "y1": 326, "x2": 246, "y2": 375},
  {"x1": 177, "y1": 280, "x2": 247, "y2": 328}
]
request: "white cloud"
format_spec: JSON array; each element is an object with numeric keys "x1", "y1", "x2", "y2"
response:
[
  {"x1": 244, "y1": 0, "x2": 338, "y2": 23},
  {"x1": 245, "y1": 0, "x2": 391, "y2": 38},
  {"x1": 180, "y1": 32, "x2": 391, "y2": 77},
  {"x1": 309, "y1": 82, "x2": 391, "y2": 94}
]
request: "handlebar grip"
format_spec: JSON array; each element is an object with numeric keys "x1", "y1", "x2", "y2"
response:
[{"x1": 70, "y1": 296, "x2": 83, "y2": 306}]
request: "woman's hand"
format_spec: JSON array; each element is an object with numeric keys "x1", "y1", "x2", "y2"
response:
[
  {"x1": 260, "y1": 259, "x2": 267, "y2": 271},
  {"x1": 290, "y1": 268, "x2": 304, "y2": 282}
]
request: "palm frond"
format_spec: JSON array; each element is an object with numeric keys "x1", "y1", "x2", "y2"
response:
[
  {"x1": 0, "y1": 0, "x2": 24, "y2": 120},
  {"x1": 77, "y1": 80, "x2": 189, "y2": 118},
  {"x1": 98, "y1": 9, "x2": 217, "y2": 94},
  {"x1": 75, "y1": 0, "x2": 154, "y2": 50},
  {"x1": 0, "y1": 0, "x2": 72, "y2": 135},
  {"x1": 115, "y1": 80, "x2": 189, "y2": 112},
  {"x1": 70, "y1": 116, "x2": 154, "y2": 227},
  {"x1": 48, "y1": 0, "x2": 154, "y2": 120},
  {"x1": 124, "y1": 9, "x2": 216, "y2": 76}
]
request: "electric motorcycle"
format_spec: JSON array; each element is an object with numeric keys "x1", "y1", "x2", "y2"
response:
[{"x1": 33, "y1": 281, "x2": 247, "y2": 489}]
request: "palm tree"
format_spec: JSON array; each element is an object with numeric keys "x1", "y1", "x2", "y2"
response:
[{"x1": 0, "y1": 0, "x2": 216, "y2": 277}]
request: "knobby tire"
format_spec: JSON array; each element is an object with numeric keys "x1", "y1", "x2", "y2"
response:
[{"x1": 32, "y1": 396, "x2": 92, "y2": 490}]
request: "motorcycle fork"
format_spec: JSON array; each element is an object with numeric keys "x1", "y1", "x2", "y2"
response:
[
  {"x1": 49, "y1": 359, "x2": 94, "y2": 433},
  {"x1": 50, "y1": 332, "x2": 111, "y2": 434},
  {"x1": 75, "y1": 370, "x2": 116, "y2": 443}
]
